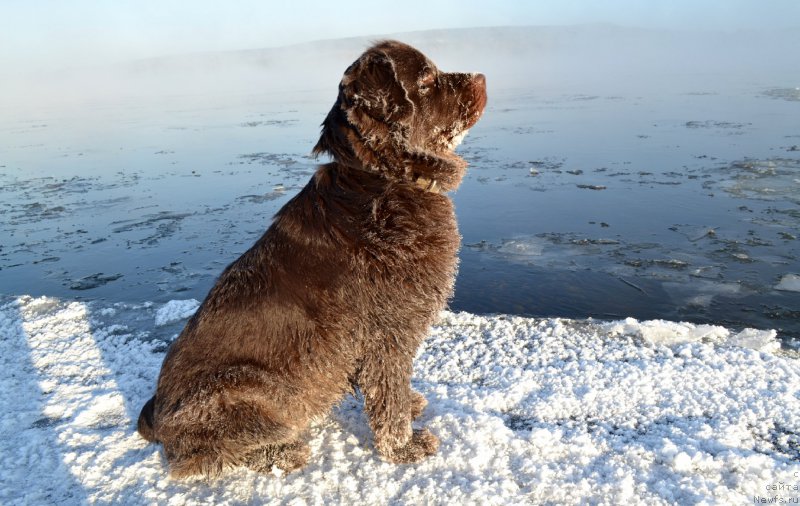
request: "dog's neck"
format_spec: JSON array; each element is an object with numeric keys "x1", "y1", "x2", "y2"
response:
[
  {"x1": 343, "y1": 160, "x2": 443, "y2": 194},
  {"x1": 314, "y1": 105, "x2": 468, "y2": 193},
  {"x1": 354, "y1": 143, "x2": 466, "y2": 194}
]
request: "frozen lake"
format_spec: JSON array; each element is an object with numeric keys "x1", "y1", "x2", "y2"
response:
[{"x1": 2, "y1": 26, "x2": 799, "y2": 344}]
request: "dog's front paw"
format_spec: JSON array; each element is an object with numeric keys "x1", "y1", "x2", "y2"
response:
[{"x1": 383, "y1": 428, "x2": 439, "y2": 464}]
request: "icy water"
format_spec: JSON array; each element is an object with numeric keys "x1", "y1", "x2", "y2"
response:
[{"x1": 2, "y1": 29, "x2": 799, "y2": 344}]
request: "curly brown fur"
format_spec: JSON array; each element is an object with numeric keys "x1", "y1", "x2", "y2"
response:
[{"x1": 137, "y1": 40, "x2": 487, "y2": 479}]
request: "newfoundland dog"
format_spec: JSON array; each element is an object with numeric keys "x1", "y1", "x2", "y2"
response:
[{"x1": 138, "y1": 40, "x2": 487, "y2": 478}]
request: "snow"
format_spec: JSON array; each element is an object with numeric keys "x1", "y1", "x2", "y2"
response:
[
  {"x1": 1, "y1": 296, "x2": 799, "y2": 504},
  {"x1": 154, "y1": 299, "x2": 200, "y2": 327}
]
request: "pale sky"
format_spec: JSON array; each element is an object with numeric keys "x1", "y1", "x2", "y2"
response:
[{"x1": 3, "y1": 0, "x2": 799, "y2": 73}]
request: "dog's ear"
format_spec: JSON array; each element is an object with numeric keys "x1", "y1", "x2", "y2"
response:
[
  {"x1": 340, "y1": 51, "x2": 414, "y2": 124},
  {"x1": 312, "y1": 50, "x2": 413, "y2": 164}
]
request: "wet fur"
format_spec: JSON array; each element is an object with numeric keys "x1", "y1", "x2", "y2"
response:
[{"x1": 137, "y1": 40, "x2": 487, "y2": 478}]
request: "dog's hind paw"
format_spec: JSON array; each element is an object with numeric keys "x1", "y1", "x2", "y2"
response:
[{"x1": 245, "y1": 441, "x2": 310, "y2": 475}]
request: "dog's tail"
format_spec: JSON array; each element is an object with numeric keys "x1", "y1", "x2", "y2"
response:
[{"x1": 137, "y1": 396, "x2": 158, "y2": 442}]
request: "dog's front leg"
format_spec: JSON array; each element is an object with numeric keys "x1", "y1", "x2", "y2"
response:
[{"x1": 357, "y1": 348, "x2": 439, "y2": 463}]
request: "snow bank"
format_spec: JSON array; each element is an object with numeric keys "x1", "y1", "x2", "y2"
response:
[
  {"x1": 1, "y1": 296, "x2": 798, "y2": 504},
  {"x1": 154, "y1": 299, "x2": 200, "y2": 327}
]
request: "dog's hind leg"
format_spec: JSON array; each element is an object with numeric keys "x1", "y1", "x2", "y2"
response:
[
  {"x1": 166, "y1": 427, "x2": 306, "y2": 478},
  {"x1": 162, "y1": 396, "x2": 303, "y2": 478},
  {"x1": 243, "y1": 440, "x2": 311, "y2": 474},
  {"x1": 166, "y1": 445, "x2": 228, "y2": 479}
]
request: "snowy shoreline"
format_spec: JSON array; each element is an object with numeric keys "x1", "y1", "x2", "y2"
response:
[{"x1": 1, "y1": 295, "x2": 799, "y2": 504}]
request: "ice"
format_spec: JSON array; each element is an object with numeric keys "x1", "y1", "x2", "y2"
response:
[
  {"x1": 663, "y1": 280, "x2": 743, "y2": 308},
  {"x1": 763, "y1": 87, "x2": 800, "y2": 102},
  {"x1": 2, "y1": 296, "x2": 798, "y2": 504},
  {"x1": 154, "y1": 299, "x2": 200, "y2": 327},
  {"x1": 495, "y1": 237, "x2": 545, "y2": 258},
  {"x1": 605, "y1": 317, "x2": 729, "y2": 345},
  {"x1": 720, "y1": 158, "x2": 800, "y2": 205},
  {"x1": 729, "y1": 328, "x2": 780, "y2": 353},
  {"x1": 69, "y1": 273, "x2": 123, "y2": 291},
  {"x1": 604, "y1": 317, "x2": 780, "y2": 352},
  {"x1": 776, "y1": 274, "x2": 800, "y2": 293}
]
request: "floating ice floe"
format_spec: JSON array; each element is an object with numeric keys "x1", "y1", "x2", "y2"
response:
[
  {"x1": 776, "y1": 274, "x2": 800, "y2": 293},
  {"x1": 720, "y1": 158, "x2": 800, "y2": 205}
]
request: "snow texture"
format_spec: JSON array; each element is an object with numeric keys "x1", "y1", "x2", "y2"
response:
[
  {"x1": 1, "y1": 296, "x2": 799, "y2": 505},
  {"x1": 154, "y1": 299, "x2": 200, "y2": 327}
]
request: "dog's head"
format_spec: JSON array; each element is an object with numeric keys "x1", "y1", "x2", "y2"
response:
[{"x1": 313, "y1": 40, "x2": 487, "y2": 192}]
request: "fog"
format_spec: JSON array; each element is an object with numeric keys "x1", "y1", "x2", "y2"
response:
[
  {"x1": 2, "y1": 25, "x2": 798, "y2": 122},
  {"x1": 4, "y1": 1, "x2": 800, "y2": 74}
]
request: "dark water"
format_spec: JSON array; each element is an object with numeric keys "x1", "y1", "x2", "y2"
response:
[{"x1": 2, "y1": 41, "x2": 799, "y2": 345}]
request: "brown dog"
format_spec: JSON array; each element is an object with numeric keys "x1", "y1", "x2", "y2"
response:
[{"x1": 137, "y1": 40, "x2": 487, "y2": 478}]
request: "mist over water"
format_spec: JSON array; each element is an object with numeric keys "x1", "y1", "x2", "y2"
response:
[
  {"x1": 4, "y1": 25, "x2": 799, "y2": 113},
  {"x1": 2, "y1": 26, "x2": 799, "y2": 343}
]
